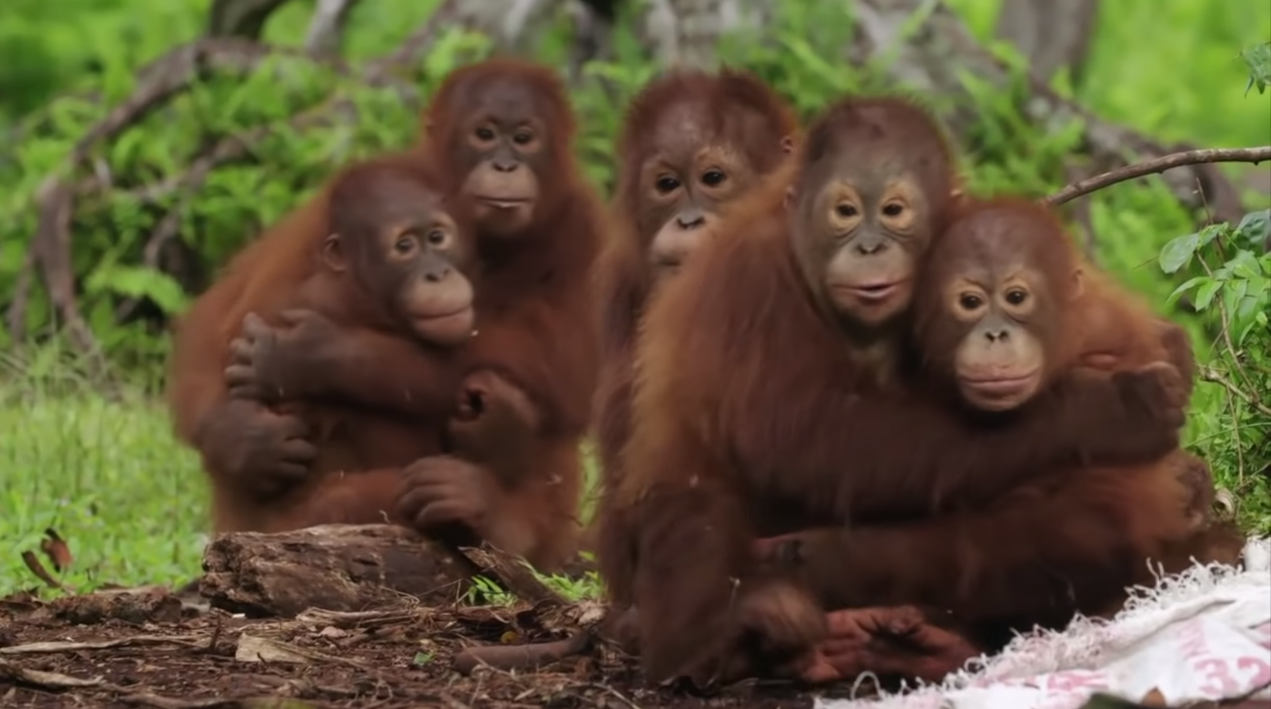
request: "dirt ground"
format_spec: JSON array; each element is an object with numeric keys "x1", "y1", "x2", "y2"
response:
[{"x1": 0, "y1": 586, "x2": 876, "y2": 709}]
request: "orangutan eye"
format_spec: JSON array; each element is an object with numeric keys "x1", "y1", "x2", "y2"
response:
[
  {"x1": 701, "y1": 169, "x2": 726, "y2": 187},
  {"x1": 394, "y1": 236, "x2": 417, "y2": 253},
  {"x1": 513, "y1": 131, "x2": 534, "y2": 145},
  {"x1": 882, "y1": 203, "x2": 904, "y2": 217},
  {"x1": 426, "y1": 229, "x2": 448, "y2": 247},
  {"x1": 958, "y1": 293, "x2": 983, "y2": 310},
  {"x1": 475, "y1": 127, "x2": 496, "y2": 141},
  {"x1": 836, "y1": 204, "x2": 859, "y2": 218},
  {"x1": 655, "y1": 176, "x2": 681, "y2": 194},
  {"x1": 1005, "y1": 289, "x2": 1028, "y2": 305}
]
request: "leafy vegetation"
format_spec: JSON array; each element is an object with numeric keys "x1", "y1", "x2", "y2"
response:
[{"x1": 0, "y1": 0, "x2": 1268, "y2": 594}]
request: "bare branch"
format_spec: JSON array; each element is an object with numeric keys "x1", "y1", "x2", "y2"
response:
[{"x1": 1045, "y1": 147, "x2": 1271, "y2": 207}]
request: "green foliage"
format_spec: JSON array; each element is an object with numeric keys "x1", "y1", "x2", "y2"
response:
[
  {"x1": 1242, "y1": 41, "x2": 1271, "y2": 95},
  {"x1": 0, "y1": 379, "x2": 207, "y2": 593},
  {"x1": 1158, "y1": 212, "x2": 1271, "y2": 532}
]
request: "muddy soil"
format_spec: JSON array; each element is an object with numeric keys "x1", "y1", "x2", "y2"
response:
[{"x1": 0, "y1": 589, "x2": 877, "y2": 709}]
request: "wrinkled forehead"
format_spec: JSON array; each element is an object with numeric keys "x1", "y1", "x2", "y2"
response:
[
  {"x1": 802, "y1": 145, "x2": 925, "y2": 198},
  {"x1": 348, "y1": 176, "x2": 444, "y2": 225},
  {"x1": 645, "y1": 100, "x2": 719, "y2": 159},
  {"x1": 453, "y1": 76, "x2": 550, "y2": 125},
  {"x1": 943, "y1": 210, "x2": 1053, "y2": 280}
]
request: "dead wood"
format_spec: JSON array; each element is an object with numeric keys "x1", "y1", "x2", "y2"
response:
[{"x1": 198, "y1": 524, "x2": 479, "y2": 617}]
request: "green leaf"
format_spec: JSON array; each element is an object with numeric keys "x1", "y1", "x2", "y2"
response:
[
  {"x1": 1229, "y1": 250, "x2": 1263, "y2": 280},
  {"x1": 1193, "y1": 279, "x2": 1222, "y2": 310},
  {"x1": 412, "y1": 651, "x2": 433, "y2": 665},
  {"x1": 1242, "y1": 42, "x2": 1271, "y2": 95},
  {"x1": 84, "y1": 265, "x2": 191, "y2": 315},
  {"x1": 1196, "y1": 222, "x2": 1227, "y2": 249},
  {"x1": 1236, "y1": 209, "x2": 1271, "y2": 250},
  {"x1": 1167, "y1": 276, "x2": 1209, "y2": 305},
  {"x1": 1159, "y1": 232, "x2": 1200, "y2": 273}
]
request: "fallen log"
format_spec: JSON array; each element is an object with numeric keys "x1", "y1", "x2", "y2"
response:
[
  {"x1": 199, "y1": 524, "x2": 479, "y2": 617},
  {"x1": 197, "y1": 524, "x2": 595, "y2": 618}
]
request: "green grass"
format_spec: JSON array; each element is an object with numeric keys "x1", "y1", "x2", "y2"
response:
[{"x1": 0, "y1": 386, "x2": 208, "y2": 592}]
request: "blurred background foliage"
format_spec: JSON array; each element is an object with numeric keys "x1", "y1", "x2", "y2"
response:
[{"x1": 0, "y1": 0, "x2": 1267, "y2": 590}]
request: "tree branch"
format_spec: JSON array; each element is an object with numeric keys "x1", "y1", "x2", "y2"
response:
[{"x1": 1045, "y1": 147, "x2": 1271, "y2": 207}]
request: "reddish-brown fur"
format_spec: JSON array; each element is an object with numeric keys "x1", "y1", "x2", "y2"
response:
[
  {"x1": 417, "y1": 58, "x2": 605, "y2": 568},
  {"x1": 166, "y1": 153, "x2": 470, "y2": 534},
  {"x1": 590, "y1": 68, "x2": 799, "y2": 606},
  {"x1": 758, "y1": 198, "x2": 1243, "y2": 680},
  {"x1": 413, "y1": 59, "x2": 601, "y2": 425},
  {"x1": 205, "y1": 59, "x2": 606, "y2": 571},
  {"x1": 602, "y1": 101, "x2": 1190, "y2": 686}
]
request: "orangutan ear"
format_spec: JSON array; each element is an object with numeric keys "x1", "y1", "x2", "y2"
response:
[
  {"x1": 1070, "y1": 267, "x2": 1085, "y2": 301},
  {"x1": 322, "y1": 233, "x2": 347, "y2": 272}
]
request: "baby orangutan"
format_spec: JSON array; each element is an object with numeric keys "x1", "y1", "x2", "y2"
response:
[{"x1": 757, "y1": 198, "x2": 1243, "y2": 684}]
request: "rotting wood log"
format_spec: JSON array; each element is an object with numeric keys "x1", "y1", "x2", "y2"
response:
[
  {"x1": 198, "y1": 524, "x2": 595, "y2": 618},
  {"x1": 199, "y1": 524, "x2": 480, "y2": 617}
]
